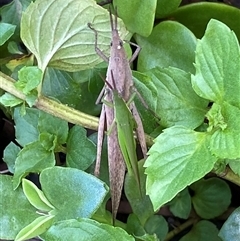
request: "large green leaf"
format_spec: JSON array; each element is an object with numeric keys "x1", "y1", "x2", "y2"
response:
[
  {"x1": 180, "y1": 220, "x2": 221, "y2": 241},
  {"x1": 0, "y1": 175, "x2": 38, "y2": 240},
  {"x1": 113, "y1": 0, "x2": 157, "y2": 37},
  {"x1": 155, "y1": 0, "x2": 181, "y2": 18},
  {"x1": 149, "y1": 67, "x2": 208, "y2": 128},
  {"x1": 40, "y1": 166, "x2": 108, "y2": 221},
  {"x1": 144, "y1": 126, "x2": 218, "y2": 211},
  {"x1": 40, "y1": 219, "x2": 134, "y2": 240},
  {"x1": 21, "y1": 0, "x2": 129, "y2": 72},
  {"x1": 66, "y1": 125, "x2": 96, "y2": 170},
  {"x1": 191, "y1": 19, "x2": 240, "y2": 108},
  {"x1": 219, "y1": 207, "x2": 240, "y2": 241},
  {"x1": 136, "y1": 21, "x2": 197, "y2": 73},
  {"x1": 191, "y1": 178, "x2": 231, "y2": 219},
  {"x1": 169, "y1": 3, "x2": 240, "y2": 41}
]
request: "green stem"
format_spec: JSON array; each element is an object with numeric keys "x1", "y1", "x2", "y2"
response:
[
  {"x1": 216, "y1": 166, "x2": 240, "y2": 187},
  {"x1": 165, "y1": 218, "x2": 199, "y2": 241},
  {"x1": 0, "y1": 71, "x2": 154, "y2": 146}
]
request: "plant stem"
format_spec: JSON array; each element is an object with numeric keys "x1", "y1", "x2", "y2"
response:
[
  {"x1": 0, "y1": 71, "x2": 154, "y2": 146},
  {"x1": 164, "y1": 217, "x2": 199, "y2": 241},
  {"x1": 216, "y1": 166, "x2": 240, "y2": 187}
]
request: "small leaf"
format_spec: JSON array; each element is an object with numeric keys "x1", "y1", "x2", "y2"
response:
[
  {"x1": 3, "y1": 142, "x2": 21, "y2": 173},
  {"x1": 22, "y1": 178, "x2": 55, "y2": 212},
  {"x1": 144, "y1": 126, "x2": 217, "y2": 211},
  {"x1": 38, "y1": 110, "x2": 68, "y2": 145},
  {"x1": 209, "y1": 102, "x2": 240, "y2": 159},
  {"x1": 0, "y1": 22, "x2": 16, "y2": 45},
  {"x1": 13, "y1": 107, "x2": 40, "y2": 146},
  {"x1": 40, "y1": 218, "x2": 134, "y2": 240},
  {"x1": 15, "y1": 215, "x2": 54, "y2": 241},
  {"x1": 0, "y1": 92, "x2": 23, "y2": 107},
  {"x1": 21, "y1": 0, "x2": 129, "y2": 72},
  {"x1": 67, "y1": 125, "x2": 96, "y2": 170},
  {"x1": 40, "y1": 166, "x2": 108, "y2": 221},
  {"x1": 15, "y1": 66, "x2": 42, "y2": 95},
  {"x1": 0, "y1": 175, "x2": 38, "y2": 240},
  {"x1": 144, "y1": 215, "x2": 168, "y2": 241},
  {"x1": 191, "y1": 178, "x2": 231, "y2": 219},
  {"x1": 219, "y1": 207, "x2": 240, "y2": 241},
  {"x1": 13, "y1": 141, "x2": 55, "y2": 189},
  {"x1": 228, "y1": 159, "x2": 240, "y2": 176},
  {"x1": 191, "y1": 19, "x2": 240, "y2": 108},
  {"x1": 180, "y1": 220, "x2": 221, "y2": 241},
  {"x1": 113, "y1": 0, "x2": 157, "y2": 37},
  {"x1": 168, "y1": 188, "x2": 191, "y2": 219},
  {"x1": 136, "y1": 21, "x2": 196, "y2": 73}
]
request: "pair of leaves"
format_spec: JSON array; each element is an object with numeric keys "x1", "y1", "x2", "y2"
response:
[{"x1": 0, "y1": 167, "x2": 108, "y2": 240}]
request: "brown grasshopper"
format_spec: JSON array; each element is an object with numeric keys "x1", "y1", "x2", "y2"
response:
[{"x1": 88, "y1": 11, "x2": 147, "y2": 223}]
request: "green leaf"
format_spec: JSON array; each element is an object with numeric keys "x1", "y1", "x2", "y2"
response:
[
  {"x1": 149, "y1": 67, "x2": 208, "y2": 128},
  {"x1": 113, "y1": 0, "x2": 157, "y2": 37},
  {"x1": 228, "y1": 159, "x2": 240, "y2": 176},
  {"x1": 40, "y1": 218, "x2": 134, "y2": 240},
  {"x1": 144, "y1": 126, "x2": 218, "y2": 211},
  {"x1": 13, "y1": 141, "x2": 55, "y2": 189},
  {"x1": 0, "y1": 92, "x2": 23, "y2": 107},
  {"x1": 13, "y1": 107, "x2": 39, "y2": 146},
  {"x1": 21, "y1": 0, "x2": 129, "y2": 72},
  {"x1": 0, "y1": 175, "x2": 38, "y2": 240},
  {"x1": 38, "y1": 110, "x2": 68, "y2": 146},
  {"x1": 209, "y1": 102, "x2": 240, "y2": 159},
  {"x1": 15, "y1": 215, "x2": 54, "y2": 241},
  {"x1": 3, "y1": 142, "x2": 21, "y2": 173},
  {"x1": 191, "y1": 178, "x2": 231, "y2": 219},
  {"x1": 0, "y1": 22, "x2": 16, "y2": 45},
  {"x1": 169, "y1": 3, "x2": 240, "y2": 41},
  {"x1": 42, "y1": 67, "x2": 103, "y2": 115},
  {"x1": 39, "y1": 132, "x2": 58, "y2": 151},
  {"x1": 22, "y1": 178, "x2": 55, "y2": 212},
  {"x1": 66, "y1": 125, "x2": 96, "y2": 170},
  {"x1": 133, "y1": 72, "x2": 159, "y2": 134},
  {"x1": 126, "y1": 214, "x2": 145, "y2": 237},
  {"x1": 125, "y1": 160, "x2": 154, "y2": 225},
  {"x1": 219, "y1": 207, "x2": 240, "y2": 241},
  {"x1": 144, "y1": 215, "x2": 168, "y2": 241},
  {"x1": 0, "y1": 0, "x2": 32, "y2": 40},
  {"x1": 180, "y1": 220, "x2": 221, "y2": 241},
  {"x1": 15, "y1": 66, "x2": 42, "y2": 94},
  {"x1": 40, "y1": 166, "x2": 108, "y2": 221},
  {"x1": 155, "y1": 0, "x2": 181, "y2": 18},
  {"x1": 191, "y1": 19, "x2": 240, "y2": 108},
  {"x1": 168, "y1": 188, "x2": 191, "y2": 219},
  {"x1": 136, "y1": 21, "x2": 197, "y2": 73}
]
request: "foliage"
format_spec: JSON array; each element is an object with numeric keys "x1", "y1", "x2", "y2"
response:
[{"x1": 0, "y1": 0, "x2": 240, "y2": 240}]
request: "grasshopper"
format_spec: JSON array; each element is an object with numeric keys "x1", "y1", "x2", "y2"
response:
[
  {"x1": 104, "y1": 77, "x2": 141, "y2": 191},
  {"x1": 88, "y1": 10, "x2": 147, "y2": 223}
]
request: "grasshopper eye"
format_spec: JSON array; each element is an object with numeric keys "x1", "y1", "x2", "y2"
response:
[
  {"x1": 110, "y1": 41, "x2": 113, "y2": 46},
  {"x1": 117, "y1": 41, "x2": 123, "y2": 50}
]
